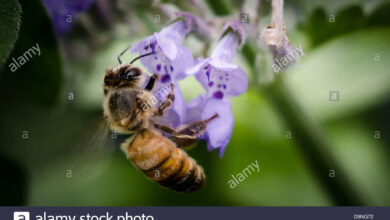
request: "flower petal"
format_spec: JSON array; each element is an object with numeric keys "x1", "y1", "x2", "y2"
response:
[
  {"x1": 70, "y1": 0, "x2": 95, "y2": 12},
  {"x1": 154, "y1": 33, "x2": 178, "y2": 60},
  {"x1": 132, "y1": 28, "x2": 194, "y2": 82},
  {"x1": 132, "y1": 38, "x2": 193, "y2": 83},
  {"x1": 152, "y1": 82, "x2": 186, "y2": 128},
  {"x1": 185, "y1": 57, "x2": 210, "y2": 76},
  {"x1": 170, "y1": 45, "x2": 195, "y2": 80},
  {"x1": 225, "y1": 66, "x2": 248, "y2": 96},
  {"x1": 201, "y1": 99, "x2": 233, "y2": 157},
  {"x1": 155, "y1": 19, "x2": 193, "y2": 60},
  {"x1": 195, "y1": 63, "x2": 247, "y2": 99},
  {"x1": 130, "y1": 35, "x2": 155, "y2": 54},
  {"x1": 207, "y1": 138, "x2": 230, "y2": 157},
  {"x1": 42, "y1": 0, "x2": 94, "y2": 36},
  {"x1": 186, "y1": 94, "x2": 206, "y2": 123},
  {"x1": 194, "y1": 65, "x2": 209, "y2": 90},
  {"x1": 158, "y1": 20, "x2": 187, "y2": 45},
  {"x1": 175, "y1": 12, "x2": 212, "y2": 40},
  {"x1": 211, "y1": 32, "x2": 240, "y2": 63},
  {"x1": 171, "y1": 82, "x2": 187, "y2": 125},
  {"x1": 209, "y1": 59, "x2": 238, "y2": 71},
  {"x1": 219, "y1": 20, "x2": 246, "y2": 47}
]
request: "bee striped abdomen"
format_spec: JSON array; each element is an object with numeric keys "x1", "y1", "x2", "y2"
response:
[{"x1": 122, "y1": 129, "x2": 205, "y2": 193}]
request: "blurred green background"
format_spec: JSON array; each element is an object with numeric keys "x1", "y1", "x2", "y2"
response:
[{"x1": 1, "y1": 0, "x2": 390, "y2": 206}]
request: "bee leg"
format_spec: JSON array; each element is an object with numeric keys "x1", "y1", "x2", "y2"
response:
[
  {"x1": 172, "y1": 113, "x2": 218, "y2": 147},
  {"x1": 152, "y1": 122, "x2": 197, "y2": 148},
  {"x1": 152, "y1": 122, "x2": 177, "y2": 135},
  {"x1": 153, "y1": 113, "x2": 219, "y2": 148},
  {"x1": 172, "y1": 122, "x2": 203, "y2": 148},
  {"x1": 176, "y1": 113, "x2": 218, "y2": 137},
  {"x1": 145, "y1": 74, "x2": 158, "y2": 91},
  {"x1": 154, "y1": 83, "x2": 175, "y2": 117},
  {"x1": 136, "y1": 96, "x2": 152, "y2": 112},
  {"x1": 152, "y1": 121, "x2": 192, "y2": 138}
]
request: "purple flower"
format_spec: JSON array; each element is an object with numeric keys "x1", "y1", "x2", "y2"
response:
[
  {"x1": 42, "y1": 0, "x2": 95, "y2": 36},
  {"x1": 185, "y1": 23, "x2": 248, "y2": 157},
  {"x1": 186, "y1": 95, "x2": 234, "y2": 157},
  {"x1": 131, "y1": 15, "x2": 200, "y2": 127}
]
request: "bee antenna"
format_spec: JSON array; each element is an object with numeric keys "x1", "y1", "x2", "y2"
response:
[{"x1": 130, "y1": 52, "x2": 155, "y2": 64}]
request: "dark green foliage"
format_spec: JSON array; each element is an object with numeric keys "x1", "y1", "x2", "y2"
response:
[
  {"x1": 0, "y1": 0, "x2": 21, "y2": 69},
  {"x1": 303, "y1": 3, "x2": 390, "y2": 47},
  {"x1": 0, "y1": 0, "x2": 63, "y2": 106},
  {"x1": 330, "y1": 6, "x2": 365, "y2": 37},
  {"x1": 366, "y1": 2, "x2": 390, "y2": 27},
  {"x1": 1, "y1": 0, "x2": 390, "y2": 206},
  {"x1": 205, "y1": 0, "x2": 231, "y2": 15},
  {"x1": 303, "y1": 8, "x2": 330, "y2": 46},
  {"x1": 0, "y1": 153, "x2": 27, "y2": 205}
]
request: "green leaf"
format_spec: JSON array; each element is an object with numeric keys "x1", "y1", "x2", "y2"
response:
[
  {"x1": 0, "y1": 0, "x2": 21, "y2": 69},
  {"x1": 28, "y1": 154, "x2": 159, "y2": 206},
  {"x1": 290, "y1": 0, "x2": 387, "y2": 17},
  {"x1": 303, "y1": 3, "x2": 390, "y2": 47},
  {"x1": 0, "y1": 153, "x2": 27, "y2": 205},
  {"x1": 0, "y1": 0, "x2": 63, "y2": 106},
  {"x1": 285, "y1": 28, "x2": 390, "y2": 119},
  {"x1": 303, "y1": 5, "x2": 365, "y2": 47},
  {"x1": 211, "y1": 91, "x2": 332, "y2": 205},
  {"x1": 366, "y1": 1, "x2": 390, "y2": 27},
  {"x1": 205, "y1": 0, "x2": 232, "y2": 15},
  {"x1": 325, "y1": 121, "x2": 390, "y2": 205},
  {"x1": 303, "y1": 8, "x2": 331, "y2": 46}
]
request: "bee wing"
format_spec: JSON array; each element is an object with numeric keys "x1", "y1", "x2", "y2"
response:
[{"x1": 66, "y1": 122, "x2": 115, "y2": 183}]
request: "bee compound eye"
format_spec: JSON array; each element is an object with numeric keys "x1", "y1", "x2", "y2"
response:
[
  {"x1": 117, "y1": 67, "x2": 127, "y2": 77},
  {"x1": 104, "y1": 74, "x2": 114, "y2": 85},
  {"x1": 105, "y1": 73, "x2": 113, "y2": 79},
  {"x1": 125, "y1": 68, "x2": 142, "y2": 79}
]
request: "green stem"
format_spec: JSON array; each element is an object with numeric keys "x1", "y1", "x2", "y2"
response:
[
  {"x1": 205, "y1": 0, "x2": 365, "y2": 205},
  {"x1": 262, "y1": 77, "x2": 365, "y2": 205},
  {"x1": 242, "y1": 44, "x2": 256, "y2": 68}
]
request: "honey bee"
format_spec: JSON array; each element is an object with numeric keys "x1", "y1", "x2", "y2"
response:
[{"x1": 102, "y1": 46, "x2": 218, "y2": 192}]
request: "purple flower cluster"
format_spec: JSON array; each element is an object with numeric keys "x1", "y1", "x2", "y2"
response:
[
  {"x1": 132, "y1": 16, "x2": 248, "y2": 157},
  {"x1": 41, "y1": 0, "x2": 95, "y2": 36},
  {"x1": 131, "y1": 18, "x2": 195, "y2": 128}
]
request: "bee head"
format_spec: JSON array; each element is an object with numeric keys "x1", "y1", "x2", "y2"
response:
[{"x1": 104, "y1": 64, "x2": 144, "y2": 88}]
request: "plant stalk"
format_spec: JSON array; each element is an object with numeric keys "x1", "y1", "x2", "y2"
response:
[
  {"x1": 262, "y1": 77, "x2": 365, "y2": 205},
  {"x1": 206, "y1": 0, "x2": 366, "y2": 205}
]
